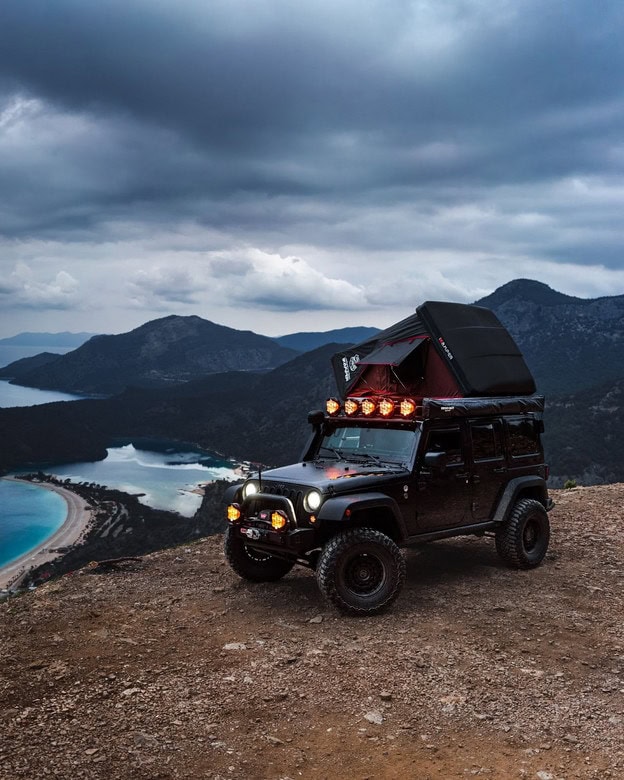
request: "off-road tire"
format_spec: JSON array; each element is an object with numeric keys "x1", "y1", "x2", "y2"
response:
[
  {"x1": 495, "y1": 498, "x2": 550, "y2": 569},
  {"x1": 316, "y1": 527, "x2": 405, "y2": 616},
  {"x1": 224, "y1": 526, "x2": 295, "y2": 582}
]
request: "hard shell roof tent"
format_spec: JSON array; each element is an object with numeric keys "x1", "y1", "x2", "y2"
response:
[{"x1": 331, "y1": 301, "x2": 536, "y2": 401}]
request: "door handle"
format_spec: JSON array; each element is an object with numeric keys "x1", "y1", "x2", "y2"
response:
[{"x1": 472, "y1": 475, "x2": 480, "y2": 484}]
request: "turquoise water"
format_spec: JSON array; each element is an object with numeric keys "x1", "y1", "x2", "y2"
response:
[
  {"x1": 0, "y1": 379, "x2": 85, "y2": 407},
  {"x1": 0, "y1": 479, "x2": 67, "y2": 569}
]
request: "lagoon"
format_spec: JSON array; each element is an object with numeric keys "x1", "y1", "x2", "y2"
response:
[
  {"x1": 3, "y1": 441, "x2": 238, "y2": 571},
  {"x1": 0, "y1": 479, "x2": 68, "y2": 570}
]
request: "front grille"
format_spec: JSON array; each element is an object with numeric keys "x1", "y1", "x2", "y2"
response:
[{"x1": 262, "y1": 483, "x2": 305, "y2": 515}]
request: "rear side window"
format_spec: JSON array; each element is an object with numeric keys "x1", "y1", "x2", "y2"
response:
[
  {"x1": 507, "y1": 418, "x2": 541, "y2": 457},
  {"x1": 471, "y1": 421, "x2": 503, "y2": 461}
]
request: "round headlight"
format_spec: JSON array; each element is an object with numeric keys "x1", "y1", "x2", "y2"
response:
[
  {"x1": 242, "y1": 481, "x2": 259, "y2": 500},
  {"x1": 304, "y1": 489, "x2": 322, "y2": 512}
]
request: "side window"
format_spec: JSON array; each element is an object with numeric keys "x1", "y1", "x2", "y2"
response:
[
  {"x1": 471, "y1": 421, "x2": 503, "y2": 461},
  {"x1": 507, "y1": 418, "x2": 540, "y2": 457},
  {"x1": 426, "y1": 427, "x2": 463, "y2": 465}
]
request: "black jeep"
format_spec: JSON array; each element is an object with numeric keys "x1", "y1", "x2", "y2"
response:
[{"x1": 223, "y1": 302, "x2": 552, "y2": 615}]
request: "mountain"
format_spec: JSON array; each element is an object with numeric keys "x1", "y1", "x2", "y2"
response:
[
  {"x1": 274, "y1": 326, "x2": 380, "y2": 352},
  {"x1": 7, "y1": 315, "x2": 298, "y2": 395},
  {"x1": 545, "y1": 378, "x2": 624, "y2": 485},
  {"x1": 0, "y1": 331, "x2": 96, "y2": 347},
  {"x1": 475, "y1": 279, "x2": 624, "y2": 395},
  {"x1": 476, "y1": 278, "x2": 582, "y2": 309},
  {"x1": 0, "y1": 332, "x2": 97, "y2": 369},
  {"x1": 0, "y1": 352, "x2": 62, "y2": 378}
]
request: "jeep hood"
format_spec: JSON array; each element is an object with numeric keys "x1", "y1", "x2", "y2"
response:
[{"x1": 261, "y1": 460, "x2": 408, "y2": 490}]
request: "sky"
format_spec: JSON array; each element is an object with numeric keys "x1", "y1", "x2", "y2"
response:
[{"x1": 1, "y1": 0, "x2": 624, "y2": 339}]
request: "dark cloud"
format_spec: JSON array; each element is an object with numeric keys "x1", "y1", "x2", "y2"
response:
[{"x1": 1, "y1": 0, "x2": 624, "y2": 334}]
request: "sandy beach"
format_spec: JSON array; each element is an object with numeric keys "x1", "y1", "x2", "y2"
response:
[{"x1": 0, "y1": 477, "x2": 93, "y2": 591}]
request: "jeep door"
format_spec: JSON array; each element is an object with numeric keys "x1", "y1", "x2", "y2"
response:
[
  {"x1": 468, "y1": 419, "x2": 505, "y2": 521},
  {"x1": 412, "y1": 423, "x2": 471, "y2": 531}
]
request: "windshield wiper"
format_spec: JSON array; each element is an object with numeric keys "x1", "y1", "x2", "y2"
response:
[
  {"x1": 317, "y1": 446, "x2": 343, "y2": 460},
  {"x1": 345, "y1": 452, "x2": 383, "y2": 464}
]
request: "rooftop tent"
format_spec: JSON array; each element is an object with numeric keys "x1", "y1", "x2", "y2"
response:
[
  {"x1": 331, "y1": 301, "x2": 536, "y2": 399},
  {"x1": 417, "y1": 301, "x2": 536, "y2": 396}
]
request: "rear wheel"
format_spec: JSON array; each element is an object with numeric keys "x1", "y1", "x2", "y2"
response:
[
  {"x1": 495, "y1": 498, "x2": 550, "y2": 569},
  {"x1": 316, "y1": 527, "x2": 405, "y2": 615},
  {"x1": 224, "y1": 526, "x2": 295, "y2": 582}
]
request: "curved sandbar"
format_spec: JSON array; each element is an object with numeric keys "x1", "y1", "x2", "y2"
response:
[{"x1": 0, "y1": 477, "x2": 93, "y2": 590}]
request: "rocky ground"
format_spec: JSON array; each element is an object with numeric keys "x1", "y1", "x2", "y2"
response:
[{"x1": 1, "y1": 485, "x2": 622, "y2": 780}]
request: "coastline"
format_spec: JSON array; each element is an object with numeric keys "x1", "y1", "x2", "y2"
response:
[{"x1": 0, "y1": 477, "x2": 93, "y2": 591}]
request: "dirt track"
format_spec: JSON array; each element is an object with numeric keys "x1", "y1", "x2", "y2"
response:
[{"x1": 1, "y1": 485, "x2": 622, "y2": 780}]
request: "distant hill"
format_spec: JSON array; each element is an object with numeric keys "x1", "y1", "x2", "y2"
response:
[
  {"x1": 0, "y1": 331, "x2": 96, "y2": 347},
  {"x1": 275, "y1": 326, "x2": 380, "y2": 352},
  {"x1": 475, "y1": 279, "x2": 624, "y2": 395},
  {"x1": 546, "y1": 378, "x2": 624, "y2": 485},
  {"x1": 7, "y1": 315, "x2": 298, "y2": 395},
  {"x1": 0, "y1": 352, "x2": 62, "y2": 379},
  {"x1": 0, "y1": 332, "x2": 97, "y2": 370}
]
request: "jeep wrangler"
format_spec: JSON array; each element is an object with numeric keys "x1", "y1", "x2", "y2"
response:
[{"x1": 223, "y1": 301, "x2": 552, "y2": 615}]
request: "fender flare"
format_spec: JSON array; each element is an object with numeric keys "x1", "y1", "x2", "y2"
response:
[
  {"x1": 492, "y1": 477, "x2": 550, "y2": 525},
  {"x1": 223, "y1": 483, "x2": 244, "y2": 504},
  {"x1": 317, "y1": 492, "x2": 408, "y2": 540}
]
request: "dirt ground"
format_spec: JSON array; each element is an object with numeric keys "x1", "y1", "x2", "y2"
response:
[{"x1": 1, "y1": 485, "x2": 622, "y2": 780}]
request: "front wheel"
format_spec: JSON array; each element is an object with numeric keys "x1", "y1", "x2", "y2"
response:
[
  {"x1": 316, "y1": 528, "x2": 405, "y2": 616},
  {"x1": 224, "y1": 526, "x2": 295, "y2": 582},
  {"x1": 495, "y1": 498, "x2": 550, "y2": 569}
]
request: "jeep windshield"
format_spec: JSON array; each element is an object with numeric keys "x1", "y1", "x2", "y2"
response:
[{"x1": 316, "y1": 426, "x2": 418, "y2": 467}]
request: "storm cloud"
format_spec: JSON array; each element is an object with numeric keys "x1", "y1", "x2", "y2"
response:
[{"x1": 1, "y1": 0, "x2": 624, "y2": 335}]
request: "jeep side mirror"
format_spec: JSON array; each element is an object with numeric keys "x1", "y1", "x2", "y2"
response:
[
  {"x1": 307, "y1": 410, "x2": 325, "y2": 426},
  {"x1": 424, "y1": 451, "x2": 447, "y2": 468}
]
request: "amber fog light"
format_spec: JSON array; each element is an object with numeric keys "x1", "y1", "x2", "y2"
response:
[
  {"x1": 271, "y1": 511, "x2": 288, "y2": 530},
  {"x1": 227, "y1": 504, "x2": 241, "y2": 522}
]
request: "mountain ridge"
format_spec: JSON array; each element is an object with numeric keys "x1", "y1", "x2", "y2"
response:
[{"x1": 4, "y1": 315, "x2": 298, "y2": 395}]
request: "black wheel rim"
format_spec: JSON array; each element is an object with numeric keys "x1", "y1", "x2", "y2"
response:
[
  {"x1": 523, "y1": 519, "x2": 540, "y2": 552},
  {"x1": 344, "y1": 553, "x2": 386, "y2": 596}
]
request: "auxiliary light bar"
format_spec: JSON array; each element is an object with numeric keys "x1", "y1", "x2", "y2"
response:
[{"x1": 325, "y1": 396, "x2": 420, "y2": 420}]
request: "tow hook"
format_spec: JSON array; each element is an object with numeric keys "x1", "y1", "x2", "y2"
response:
[{"x1": 243, "y1": 528, "x2": 261, "y2": 540}]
